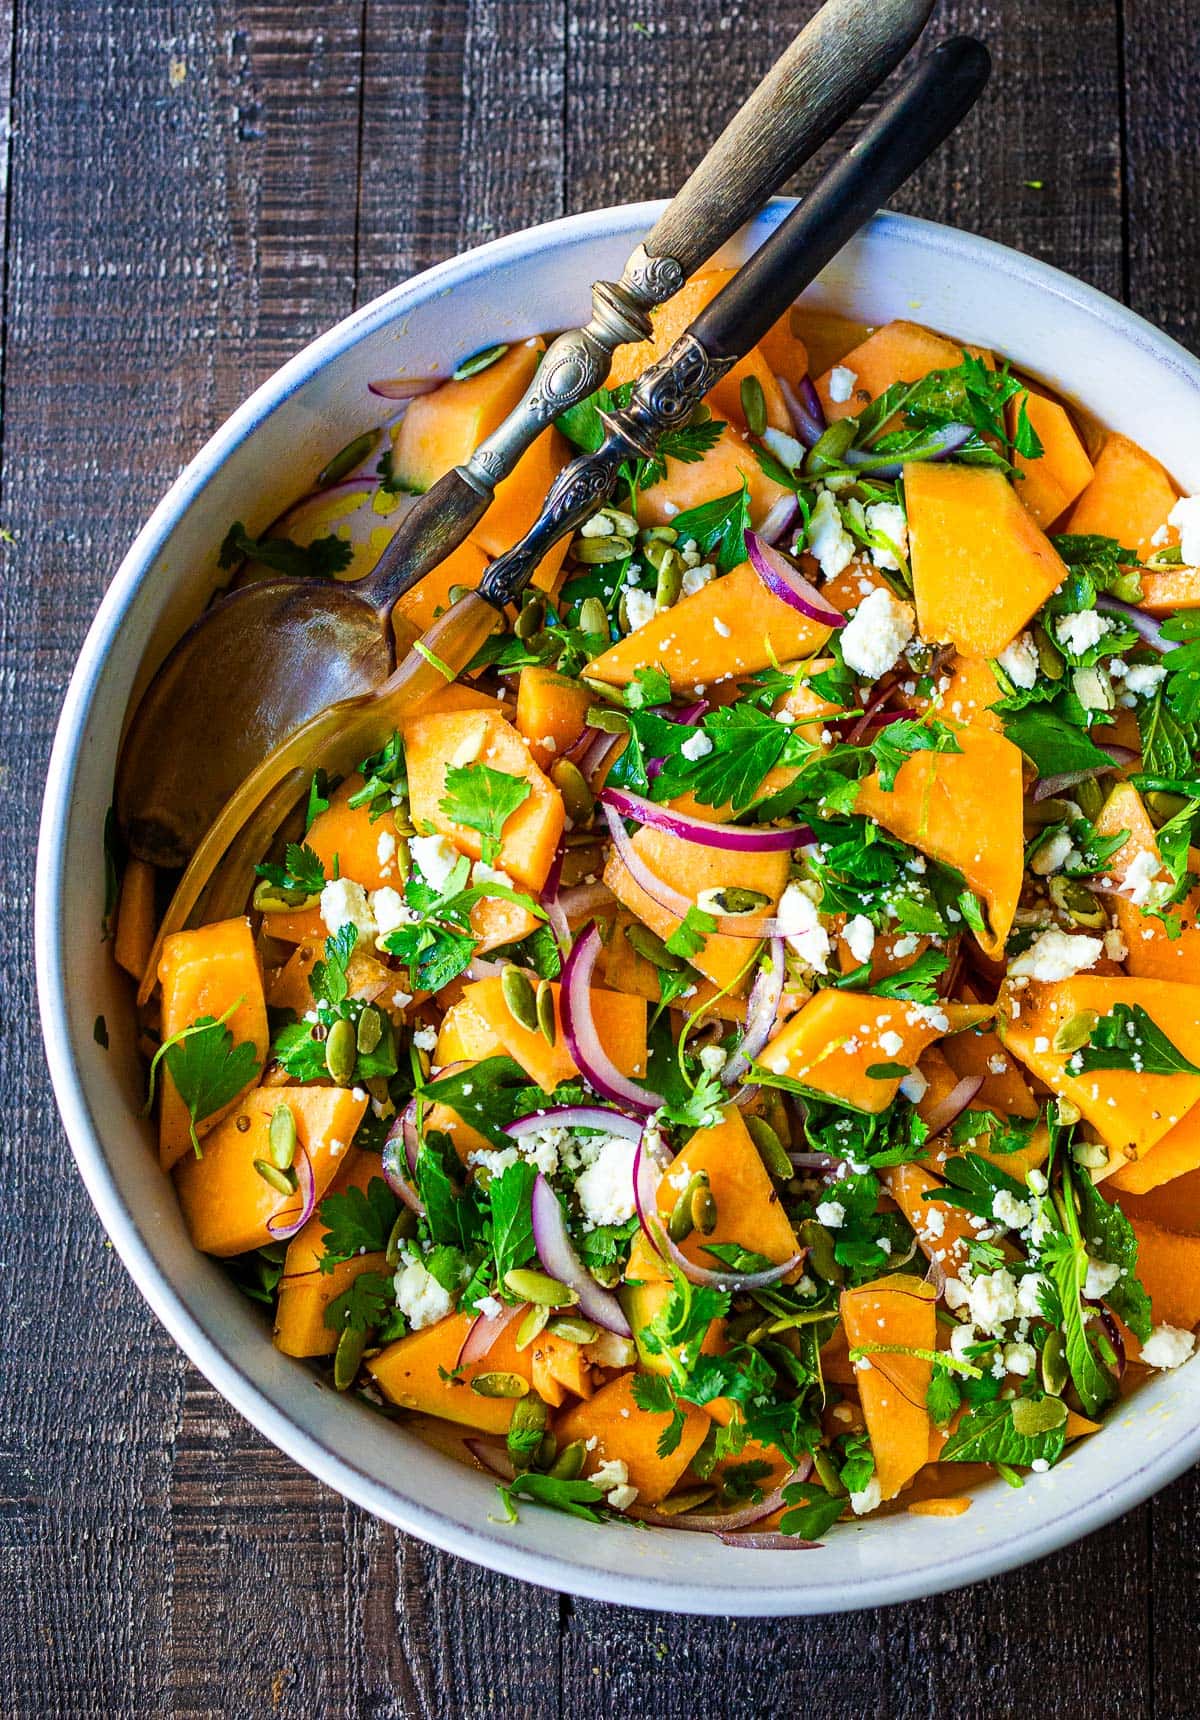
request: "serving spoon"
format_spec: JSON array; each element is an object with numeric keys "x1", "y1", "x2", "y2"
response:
[
  {"x1": 116, "y1": 0, "x2": 936, "y2": 870},
  {"x1": 137, "y1": 35, "x2": 990, "y2": 1006}
]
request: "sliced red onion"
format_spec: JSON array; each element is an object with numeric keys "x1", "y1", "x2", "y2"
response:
[
  {"x1": 601, "y1": 786, "x2": 813, "y2": 854},
  {"x1": 578, "y1": 727, "x2": 624, "y2": 791},
  {"x1": 561, "y1": 923, "x2": 665, "y2": 1111},
  {"x1": 542, "y1": 844, "x2": 572, "y2": 954},
  {"x1": 1030, "y1": 744, "x2": 1137, "y2": 802},
  {"x1": 843, "y1": 676, "x2": 898, "y2": 744},
  {"x1": 467, "y1": 954, "x2": 507, "y2": 981},
  {"x1": 530, "y1": 1172, "x2": 632, "y2": 1335},
  {"x1": 626, "y1": 1457, "x2": 813, "y2": 1533},
  {"x1": 367, "y1": 375, "x2": 442, "y2": 400},
  {"x1": 921, "y1": 1072, "x2": 984, "y2": 1138},
  {"x1": 925, "y1": 1254, "x2": 949, "y2": 1295},
  {"x1": 759, "y1": 494, "x2": 801, "y2": 547},
  {"x1": 714, "y1": 1530, "x2": 823, "y2": 1550},
  {"x1": 507, "y1": 1105, "x2": 644, "y2": 1142},
  {"x1": 266, "y1": 1144, "x2": 316, "y2": 1240},
  {"x1": 788, "y1": 1151, "x2": 840, "y2": 1171},
  {"x1": 828, "y1": 703, "x2": 918, "y2": 742},
  {"x1": 778, "y1": 375, "x2": 826, "y2": 448},
  {"x1": 1097, "y1": 593, "x2": 1178, "y2": 652},
  {"x1": 381, "y1": 1110, "x2": 425, "y2": 1215},
  {"x1": 632, "y1": 1139, "x2": 804, "y2": 1291},
  {"x1": 668, "y1": 698, "x2": 711, "y2": 726},
  {"x1": 844, "y1": 420, "x2": 975, "y2": 478},
  {"x1": 464, "y1": 1437, "x2": 517, "y2": 1480},
  {"x1": 746, "y1": 532, "x2": 845, "y2": 627},
  {"x1": 723, "y1": 938, "x2": 785, "y2": 1085},
  {"x1": 554, "y1": 880, "x2": 615, "y2": 924},
  {"x1": 601, "y1": 804, "x2": 787, "y2": 939},
  {"x1": 458, "y1": 1301, "x2": 526, "y2": 1368}
]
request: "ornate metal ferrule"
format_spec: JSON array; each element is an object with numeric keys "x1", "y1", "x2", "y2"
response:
[
  {"x1": 477, "y1": 330, "x2": 735, "y2": 612},
  {"x1": 456, "y1": 242, "x2": 687, "y2": 495}
]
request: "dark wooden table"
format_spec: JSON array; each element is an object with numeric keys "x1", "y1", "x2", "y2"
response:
[{"x1": 5, "y1": 1, "x2": 1199, "y2": 1713}]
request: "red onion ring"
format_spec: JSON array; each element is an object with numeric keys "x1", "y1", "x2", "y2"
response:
[
  {"x1": 601, "y1": 786, "x2": 813, "y2": 854},
  {"x1": 758, "y1": 494, "x2": 801, "y2": 547},
  {"x1": 632, "y1": 1138, "x2": 804, "y2": 1291},
  {"x1": 463, "y1": 1437, "x2": 518, "y2": 1480},
  {"x1": 1097, "y1": 593, "x2": 1178, "y2": 652},
  {"x1": 266, "y1": 1144, "x2": 316, "y2": 1240},
  {"x1": 778, "y1": 374, "x2": 826, "y2": 448},
  {"x1": 601, "y1": 804, "x2": 786, "y2": 939},
  {"x1": 844, "y1": 420, "x2": 975, "y2": 478},
  {"x1": 457, "y1": 1301, "x2": 527, "y2": 1368},
  {"x1": 381, "y1": 1110, "x2": 425, "y2": 1215},
  {"x1": 561, "y1": 923, "x2": 665, "y2": 1110},
  {"x1": 367, "y1": 375, "x2": 442, "y2": 400},
  {"x1": 626, "y1": 1457, "x2": 813, "y2": 1533},
  {"x1": 921, "y1": 1072, "x2": 984, "y2": 1138},
  {"x1": 746, "y1": 532, "x2": 845, "y2": 627},
  {"x1": 578, "y1": 728, "x2": 624, "y2": 791},
  {"x1": 1031, "y1": 743, "x2": 1138, "y2": 802},
  {"x1": 788, "y1": 1151, "x2": 840, "y2": 1171},
  {"x1": 722, "y1": 938, "x2": 785, "y2": 1085},
  {"x1": 507, "y1": 1105, "x2": 644, "y2": 1142},
  {"x1": 714, "y1": 1530, "x2": 823, "y2": 1549},
  {"x1": 530, "y1": 1172, "x2": 632, "y2": 1335},
  {"x1": 554, "y1": 880, "x2": 615, "y2": 924}
]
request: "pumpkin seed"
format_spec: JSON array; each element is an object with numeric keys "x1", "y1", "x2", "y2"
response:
[
  {"x1": 1072, "y1": 665, "x2": 1115, "y2": 712},
  {"x1": 547, "y1": 1438, "x2": 586, "y2": 1479},
  {"x1": 625, "y1": 921, "x2": 688, "y2": 973},
  {"x1": 1147, "y1": 790, "x2": 1190, "y2": 826},
  {"x1": 1048, "y1": 877, "x2": 1106, "y2": 928},
  {"x1": 1024, "y1": 796, "x2": 1076, "y2": 830},
  {"x1": 1033, "y1": 620, "x2": 1064, "y2": 680},
  {"x1": 1074, "y1": 774, "x2": 1105, "y2": 823},
  {"x1": 356, "y1": 1004, "x2": 384, "y2": 1056},
  {"x1": 812, "y1": 1448, "x2": 847, "y2": 1496},
  {"x1": 324, "y1": 1017, "x2": 358, "y2": 1085},
  {"x1": 805, "y1": 418, "x2": 857, "y2": 477},
  {"x1": 642, "y1": 536, "x2": 676, "y2": 576},
  {"x1": 505, "y1": 1268, "x2": 579, "y2": 1306},
  {"x1": 653, "y1": 551, "x2": 683, "y2": 611},
  {"x1": 1072, "y1": 1139, "x2": 1109, "y2": 1170},
  {"x1": 453, "y1": 342, "x2": 508, "y2": 381},
  {"x1": 640, "y1": 525, "x2": 678, "y2": 546},
  {"x1": 253, "y1": 1158, "x2": 297, "y2": 1196},
  {"x1": 536, "y1": 1432, "x2": 558, "y2": 1469},
  {"x1": 1055, "y1": 1097, "x2": 1082, "y2": 1126},
  {"x1": 740, "y1": 374, "x2": 767, "y2": 438},
  {"x1": 576, "y1": 534, "x2": 633, "y2": 565},
  {"x1": 657, "y1": 1485, "x2": 718, "y2": 1517},
  {"x1": 501, "y1": 965, "x2": 538, "y2": 1033},
  {"x1": 1011, "y1": 1393, "x2": 1068, "y2": 1437},
  {"x1": 603, "y1": 507, "x2": 638, "y2": 538},
  {"x1": 692, "y1": 1184, "x2": 718, "y2": 1235},
  {"x1": 334, "y1": 1326, "x2": 368, "y2": 1392},
  {"x1": 317, "y1": 429, "x2": 378, "y2": 489},
  {"x1": 506, "y1": 1394, "x2": 549, "y2": 1470},
  {"x1": 469, "y1": 1370, "x2": 530, "y2": 1399},
  {"x1": 578, "y1": 596, "x2": 610, "y2": 638},
  {"x1": 447, "y1": 582, "x2": 473, "y2": 606},
  {"x1": 697, "y1": 886, "x2": 770, "y2": 915},
  {"x1": 514, "y1": 1303, "x2": 551, "y2": 1351},
  {"x1": 515, "y1": 593, "x2": 547, "y2": 640},
  {"x1": 668, "y1": 1171, "x2": 711, "y2": 1243},
  {"x1": 1053, "y1": 1009, "x2": 1099, "y2": 1054},
  {"x1": 536, "y1": 977, "x2": 557, "y2": 1047},
  {"x1": 252, "y1": 878, "x2": 320, "y2": 914},
  {"x1": 267, "y1": 1103, "x2": 297, "y2": 1171},
  {"x1": 745, "y1": 1115, "x2": 792, "y2": 1181},
  {"x1": 545, "y1": 1315, "x2": 599, "y2": 1344},
  {"x1": 385, "y1": 1209, "x2": 416, "y2": 1266},
  {"x1": 1041, "y1": 1329, "x2": 1069, "y2": 1397},
  {"x1": 551, "y1": 758, "x2": 594, "y2": 825},
  {"x1": 799, "y1": 1217, "x2": 844, "y2": 1285},
  {"x1": 584, "y1": 704, "x2": 629, "y2": 734}
]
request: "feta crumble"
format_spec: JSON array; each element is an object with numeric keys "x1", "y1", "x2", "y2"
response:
[
  {"x1": 409, "y1": 833, "x2": 461, "y2": 893},
  {"x1": 864, "y1": 500, "x2": 909, "y2": 572},
  {"x1": 623, "y1": 587, "x2": 656, "y2": 632},
  {"x1": 815, "y1": 1199, "x2": 846, "y2": 1230},
  {"x1": 1167, "y1": 494, "x2": 1200, "y2": 566},
  {"x1": 1140, "y1": 1323, "x2": 1196, "y2": 1369},
  {"x1": 828, "y1": 365, "x2": 858, "y2": 403},
  {"x1": 394, "y1": 1251, "x2": 454, "y2": 1330},
  {"x1": 843, "y1": 914, "x2": 876, "y2": 966},
  {"x1": 1055, "y1": 609, "x2": 1111, "y2": 656},
  {"x1": 321, "y1": 877, "x2": 377, "y2": 941},
  {"x1": 1008, "y1": 927, "x2": 1102, "y2": 982},
  {"x1": 840, "y1": 587, "x2": 916, "y2": 680},
  {"x1": 575, "y1": 1135, "x2": 639, "y2": 1229},
  {"x1": 807, "y1": 487, "x2": 856, "y2": 580},
  {"x1": 997, "y1": 632, "x2": 1039, "y2": 690},
  {"x1": 775, "y1": 881, "x2": 831, "y2": 973},
  {"x1": 680, "y1": 730, "x2": 714, "y2": 761}
]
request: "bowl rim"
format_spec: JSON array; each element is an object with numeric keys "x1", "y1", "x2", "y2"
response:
[{"x1": 36, "y1": 199, "x2": 1200, "y2": 1616}]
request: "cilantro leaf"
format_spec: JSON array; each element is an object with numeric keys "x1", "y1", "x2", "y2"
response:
[
  {"x1": 926, "y1": 1370, "x2": 962, "y2": 1426},
  {"x1": 310, "y1": 925, "x2": 358, "y2": 1008},
  {"x1": 868, "y1": 718, "x2": 962, "y2": 792},
  {"x1": 624, "y1": 665, "x2": 673, "y2": 709},
  {"x1": 152, "y1": 1012, "x2": 262, "y2": 1155},
  {"x1": 933, "y1": 1151, "x2": 1027, "y2": 1218},
  {"x1": 663, "y1": 904, "x2": 717, "y2": 962},
  {"x1": 219, "y1": 520, "x2": 353, "y2": 581},
  {"x1": 869, "y1": 949, "x2": 949, "y2": 1003},
  {"x1": 440, "y1": 764, "x2": 531, "y2": 864},
  {"x1": 1072, "y1": 1002, "x2": 1200, "y2": 1077},
  {"x1": 665, "y1": 484, "x2": 752, "y2": 574},
  {"x1": 318, "y1": 1177, "x2": 400, "y2": 1269},
  {"x1": 631, "y1": 1372, "x2": 688, "y2": 1457},
  {"x1": 323, "y1": 1268, "x2": 396, "y2": 1334},
  {"x1": 255, "y1": 840, "x2": 326, "y2": 897},
  {"x1": 778, "y1": 1483, "x2": 846, "y2": 1541}
]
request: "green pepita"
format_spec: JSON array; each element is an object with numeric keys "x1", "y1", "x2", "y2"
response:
[
  {"x1": 805, "y1": 418, "x2": 857, "y2": 477},
  {"x1": 584, "y1": 704, "x2": 630, "y2": 734},
  {"x1": 385, "y1": 1209, "x2": 416, "y2": 1266},
  {"x1": 545, "y1": 1315, "x2": 599, "y2": 1345},
  {"x1": 653, "y1": 551, "x2": 683, "y2": 611},
  {"x1": 657, "y1": 1486, "x2": 718, "y2": 1517},
  {"x1": 506, "y1": 1394, "x2": 549, "y2": 1470},
  {"x1": 812, "y1": 1447, "x2": 847, "y2": 1496},
  {"x1": 1024, "y1": 796, "x2": 1077, "y2": 830},
  {"x1": 547, "y1": 1438, "x2": 586, "y2": 1479},
  {"x1": 625, "y1": 920, "x2": 688, "y2": 973},
  {"x1": 501, "y1": 965, "x2": 538, "y2": 1033},
  {"x1": 515, "y1": 593, "x2": 547, "y2": 640},
  {"x1": 691, "y1": 1184, "x2": 718, "y2": 1235},
  {"x1": 1074, "y1": 774, "x2": 1105, "y2": 823},
  {"x1": 740, "y1": 374, "x2": 767, "y2": 438},
  {"x1": 669, "y1": 1171, "x2": 711, "y2": 1244},
  {"x1": 1041, "y1": 1329, "x2": 1069, "y2": 1397},
  {"x1": 551, "y1": 758, "x2": 594, "y2": 826},
  {"x1": 640, "y1": 525, "x2": 678, "y2": 546},
  {"x1": 799, "y1": 1218, "x2": 844, "y2": 1285},
  {"x1": 745, "y1": 1114, "x2": 792, "y2": 1181},
  {"x1": 268, "y1": 1103, "x2": 297, "y2": 1171},
  {"x1": 334, "y1": 1325, "x2": 368, "y2": 1392},
  {"x1": 317, "y1": 429, "x2": 378, "y2": 489},
  {"x1": 1072, "y1": 665, "x2": 1114, "y2": 713},
  {"x1": 578, "y1": 596, "x2": 610, "y2": 639},
  {"x1": 1146, "y1": 790, "x2": 1190, "y2": 826},
  {"x1": 254, "y1": 1158, "x2": 297, "y2": 1197},
  {"x1": 1048, "y1": 877, "x2": 1106, "y2": 928},
  {"x1": 447, "y1": 582, "x2": 473, "y2": 606},
  {"x1": 453, "y1": 342, "x2": 508, "y2": 381},
  {"x1": 356, "y1": 1004, "x2": 384, "y2": 1056},
  {"x1": 469, "y1": 1370, "x2": 530, "y2": 1400},
  {"x1": 1032, "y1": 620, "x2": 1064, "y2": 680},
  {"x1": 698, "y1": 886, "x2": 770, "y2": 915},
  {"x1": 576, "y1": 535, "x2": 633, "y2": 565},
  {"x1": 1052, "y1": 1009, "x2": 1099, "y2": 1054},
  {"x1": 642, "y1": 536, "x2": 676, "y2": 576},
  {"x1": 324, "y1": 1016, "x2": 358, "y2": 1086},
  {"x1": 1055, "y1": 1097, "x2": 1082, "y2": 1126},
  {"x1": 252, "y1": 878, "x2": 320, "y2": 914},
  {"x1": 1072, "y1": 1139, "x2": 1109, "y2": 1170},
  {"x1": 504, "y1": 1268, "x2": 579, "y2": 1307},
  {"x1": 536, "y1": 977, "x2": 557, "y2": 1047},
  {"x1": 1010, "y1": 1392, "x2": 1068, "y2": 1437},
  {"x1": 514, "y1": 1303, "x2": 551, "y2": 1351}
]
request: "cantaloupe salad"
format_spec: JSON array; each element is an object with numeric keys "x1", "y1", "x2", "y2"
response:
[{"x1": 114, "y1": 291, "x2": 1200, "y2": 1541}]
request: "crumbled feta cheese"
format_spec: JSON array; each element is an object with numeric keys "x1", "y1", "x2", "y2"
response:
[
  {"x1": 1083, "y1": 1257, "x2": 1122, "y2": 1299},
  {"x1": 877, "y1": 1029, "x2": 904, "y2": 1058},
  {"x1": 1055, "y1": 609, "x2": 1111, "y2": 656},
  {"x1": 698, "y1": 1044, "x2": 727, "y2": 1077},
  {"x1": 899, "y1": 1068, "x2": 929, "y2": 1104},
  {"x1": 472, "y1": 860, "x2": 516, "y2": 891},
  {"x1": 321, "y1": 877, "x2": 377, "y2": 941},
  {"x1": 680, "y1": 730, "x2": 714, "y2": 761},
  {"x1": 1031, "y1": 828, "x2": 1076, "y2": 876},
  {"x1": 1123, "y1": 662, "x2": 1167, "y2": 698},
  {"x1": 575, "y1": 1135, "x2": 639, "y2": 1228},
  {"x1": 828, "y1": 365, "x2": 858, "y2": 404},
  {"x1": 1004, "y1": 1341, "x2": 1037, "y2": 1377},
  {"x1": 807, "y1": 487, "x2": 856, "y2": 580},
  {"x1": 476, "y1": 1294, "x2": 503, "y2": 1319},
  {"x1": 864, "y1": 500, "x2": 909, "y2": 572},
  {"x1": 1167, "y1": 494, "x2": 1200, "y2": 566},
  {"x1": 997, "y1": 632, "x2": 1039, "y2": 690},
  {"x1": 1015, "y1": 1271, "x2": 1048, "y2": 1318},
  {"x1": 376, "y1": 828, "x2": 398, "y2": 871},
  {"x1": 776, "y1": 881, "x2": 831, "y2": 973},
  {"x1": 1030, "y1": 1458, "x2": 1050, "y2": 1474},
  {"x1": 371, "y1": 885, "x2": 415, "y2": 939},
  {"x1": 1140, "y1": 1322, "x2": 1196, "y2": 1369},
  {"x1": 966, "y1": 1267, "x2": 1019, "y2": 1334},
  {"x1": 1123, "y1": 848, "x2": 1165, "y2": 907},
  {"x1": 623, "y1": 587, "x2": 656, "y2": 632},
  {"x1": 411, "y1": 1025, "x2": 438, "y2": 1052},
  {"x1": 949, "y1": 1321, "x2": 978, "y2": 1362},
  {"x1": 843, "y1": 914, "x2": 876, "y2": 966},
  {"x1": 591, "y1": 1457, "x2": 639, "y2": 1510},
  {"x1": 1008, "y1": 927, "x2": 1103, "y2": 982},
  {"x1": 840, "y1": 587, "x2": 916, "y2": 680},
  {"x1": 992, "y1": 1189, "x2": 1033, "y2": 1231},
  {"x1": 681, "y1": 561, "x2": 717, "y2": 598},
  {"x1": 394, "y1": 1252, "x2": 454, "y2": 1330},
  {"x1": 850, "y1": 1476, "x2": 882, "y2": 1516},
  {"x1": 761, "y1": 426, "x2": 806, "y2": 473},
  {"x1": 1103, "y1": 926, "x2": 1128, "y2": 962},
  {"x1": 409, "y1": 833, "x2": 461, "y2": 893},
  {"x1": 815, "y1": 1199, "x2": 846, "y2": 1229}
]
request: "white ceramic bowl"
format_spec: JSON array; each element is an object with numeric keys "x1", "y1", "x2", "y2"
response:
[{"x1": 37, "y1": 200, "x2": 1200, "y2": 1616}]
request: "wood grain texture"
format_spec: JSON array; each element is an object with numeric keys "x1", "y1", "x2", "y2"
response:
[{"x1": 4, "y1": 0, "x2": 1199, "y2": 1714}]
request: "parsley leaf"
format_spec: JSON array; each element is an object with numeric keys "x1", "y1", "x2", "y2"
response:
[
  {"x1": 149, "y1": 1010, "x2": 262, "y2": 1155},
  {"x1": 663, "y1": 904, "x2": 717, "y2": 962},
  {"x1": 219, "y1": 520, "x2": 353, "y2": 581},
  {"x1": 440, "y1": 764, "x2": 531, "y2": 864},
  {"x1": 1161, "y1": 613, "x2": 1200, "y2": 723},
  {"x1": 652, "y1": 702, "x2": 805, "y2": 811},
  {"x1": 869, "y1": 719, "x2": 962, "y2": 793},
  {"x1": 624, "y1": 665, "x2": 673, "y2": 709},
  {"x1": 869, "y1": 949, "x2": 950, "y2": 1003},
  {"x1": 1041, "y1": 1170, "x2": 1118, "y2": 1417},
  {"x1": 318, "y1": 1176, "x2": 400, "y2": 1269},
  {"x1": 926, "y1": 1369, "x2": 962, "y2": 1426},
  {"x1": 323, "y1": 1268, "x2": 395, "y2": 1334},
  {"x1": 489, "y1": 1161, "x2": 537, "y2": 1283},
  {"x1": 416, "y1": 1132, "x2": 484, "y2": 1252},
  {"x1": 255, "y1": 841, "x2": 326, "y2": 897},
  {"x1": 933, "y1": 1151, "x2": 1027, "y2": 1219},
  {"x1": 778, "y1": 1483, "x2": 846, "y2": 1541},
  {"x1": 1072, "y1": 1002, "x2": 1200, "y2": 1077},
  {"x1": 665, "y1": 484, "x2": 752, "y2": 574},
  {"x1": 310, "y1": 925, "x2": 358, "y2": 1008}
]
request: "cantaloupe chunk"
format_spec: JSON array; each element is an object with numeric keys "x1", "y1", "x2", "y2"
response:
[
  {"x1": 114, "y1": 858, "x2": 157, "y2": 983},
  {"x1": 599, "y1": 909, "x2": 744, "y2": 1023},
  {"x1": 940, "y1": 1024, "x2": 1039, "y2": 1119},
  {"x1": 370, "y1": 1313, "x2": 589, "y2": 1431},
  {"x1": 391, "y1": 538, "x2": 492, "y2": 643},
  {"x1": 554, "y1": 1371, "x2": 709, "y2": 1504},
  {"x1": 434, "y1": 996, "x2": 505, "y2": 1066},
  {"x1": 468, "y1": 891, "x2": 541, "y2": 956},
  {"x1": 1124, "y1": 1217, "x2": 1200, "y2": 1331},
  {"x1": 931, "y1": 653, "x2": 1003, "y2": 733},
  {"x1": 840, "y1": 1275, "x2": 937, "y2": 1498},
  {"x1": 586, "y1": 558, "x2": 831, "y2": 692},
  {"x1": 622, "y1": 1277, "x2": 729, "y2": 1380},
  {"x1": 389, "y1": 341, "x2": 542, "y2": 494},
  {"x1": 855, "y1": 726, "x2": 1025, "y2": 958},
  {"x1": 883, "y1": 1162, "x2": 976, "y2": 1278},
  {"x1": 274, "y1": 1250, "x2": 389, "y2": 1358},
  {"x1": 1001, "y1": 976, "x2": 1200, "y2": 1160},
  {"x1": 1009, "y1": 389, "x2": 1095, "y2": 529},
  {"x1": 758, "y1": 990, "x2": 990, "y2": 1113},
  {"x1": 906, "y1": 463, "x2": 1069, "y2": 659},
  {"x1": 637, "y1": 426, "x2": 792, "y2": 529},
  {"x1": 626, "y1": 1106, "x2": 801, "y2": 1286},
  {"x1": 1062, "y1": 432, "x2": 1179, "y2": 558},
  {"x1": 1114, "y1": 1160, "x2": 1200, "y2": 1226},
  {"x1": 1107, "y1": 1104, "x2": 1200, "y2": 1195},
  {"x1": 757, "y1": 307, "x2": 810, "y2": 390},
  {"x1": 174, "y1": 1085, "x2": 369, "y2": 1256},
  {"x1": 602, "y1": 822, "x2": 789, "y2": 993},
  {"x1": 266, "y1": 937, "x2": 324, "y2": 1015},
  {"x1": 157, "y1": 916, "x2": 269, "y2": 1170},
  {"x1": 1137, "y1": 566, "x2": 1200, "y2": 614},
  {"x1": 423, "y1": 1095, "x2": 494, "y2": 1169},
  {"x1": 456, "y1": 976, "x2": 646, "y2": 1092},
  {"x1": 1094, "y1": 783, "x2": 1200, "y2": 981},
  {"x1": 815, "y1": 320, "x2": 974, "y2": 422},
  {"x1": 516, "y1": 663, "x2": 593, "y2": 769},
  {"x1": 405, "y1": 708, "x2": 564, "y2": 892}
]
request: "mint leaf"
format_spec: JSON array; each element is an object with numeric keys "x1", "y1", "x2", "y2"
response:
[
  {"x1": 1002, "y1": 707, "x2": 1116, "y2": 778},
  {"x1": 940, "y1": 1397, "x2": 1067, "y2": 1466},
  {"x1": 219, "y1": 521, "x2": 353, "y2": 581},
  {"x1": 1072, "y1": 1002, "x2": 1200, "y2": 1077},
  {"x1": 1075, "y1": 1175, "x2": 1153, "y2": 1342},
  {"x1": 497, "y1": 1472, "x2": 606, "y2": 1524}
]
